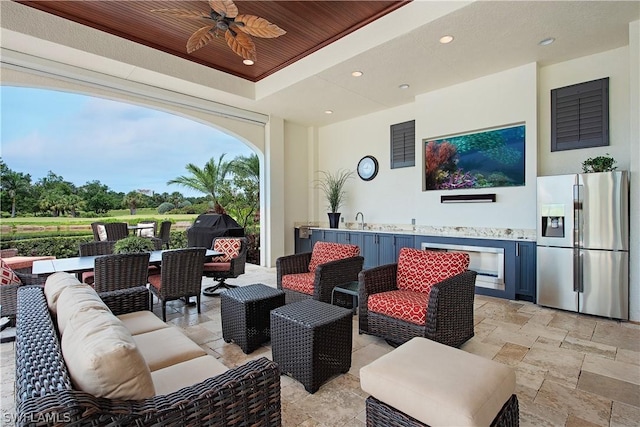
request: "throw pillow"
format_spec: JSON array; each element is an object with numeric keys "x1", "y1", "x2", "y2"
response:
[
  {"x1": 0, "y1": 259, "x2": 21, "y2": 286},
  {"x1": 308, "y1": 242, "x2": 360, "y2": 272},
  {"x1": 396, "y1": 248, "x2": 469, "y2": 294}
]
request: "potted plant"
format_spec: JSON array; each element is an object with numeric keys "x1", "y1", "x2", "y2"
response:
[
  {"x1": 582, "y1": 154, "x2": 617, "y2": 173},
  {"x1": 113, "y1": 235, "x2": 155, "y2": 254},
  {"x1": 315, "y1": 169, "x2": 354, "y2": 228}
]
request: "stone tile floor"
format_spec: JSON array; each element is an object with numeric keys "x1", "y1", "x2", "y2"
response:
[{"x1": 1, "y1": 264, "x2": 639, "y2": 426}]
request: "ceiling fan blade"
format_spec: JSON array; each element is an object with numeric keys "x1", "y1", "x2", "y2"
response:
[
  {"x1": 187, "y1": 25, "x2": 216, "y2": 53},
  {"x1": 209, "y1": 0, "x2": 238, "y2": 19},
  {"x1": 150, "y1": 9, "x2": 208, "y2": 19},
  {"x1": 234, "y1": 15, "x2": 286, "y2": 38},
  {"x1": 225, "y1": 30, "x2": 256, "y2": 61}
]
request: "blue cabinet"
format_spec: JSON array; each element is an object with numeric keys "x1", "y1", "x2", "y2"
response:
[
  {"x1": 362, "y1": 233, "x2": 414, "y2": 269},
  {"x1": 515, "y1": 241, "x2": 536, "y2": 302}
]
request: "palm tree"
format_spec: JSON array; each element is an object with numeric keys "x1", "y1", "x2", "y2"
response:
[
  {"x1": 123, "y1": 191, "x2": 142, "y2": 215},
  {"x1": 167, "y1": 154, "x2": 232, "y2": 211},
  {"x1": 0, "y1": 161, "x2": 31, "y2": 217},
  {"x1": 227, "y1": 154, "x2": 260, "y2": 228}
]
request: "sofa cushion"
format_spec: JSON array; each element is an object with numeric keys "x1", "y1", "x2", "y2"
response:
[
  {"x1": 281, "y1": 272, "x2": 315, "y2": 295},
  {"x1": 308, "y1": 242, "x2": 360, "y2": 273},
  {"x1": 62, "y1": 308, "x2": 155, "y2": 400},
  {"x1": 151, "y1": 355, "x2": 229, "y2": 396},
  {"x1": 117, "y1": 311, "x2": 168, "y2": 335},
  {"x1": 0, "y1": 259, "x2": 21, "y2": 286},
  {"x1": 44, "y1": 272, "x2": 84, "y2": 314},
  {"x1": 211, "y1": 238, "x2": 242, "y2": 262},
  {"x1": 396, "y1": 249, "x2": 469, "y2": 294},
  {"x1": 360, "y1": 337, "x2": 516, "y2": 427},
  {"x1": 368, "y1": 290, "x2": 430, "y2": 325},
  {"x1": 56, "y1": 284, "x2": 111, "y2": 335},
  {"x1": 133, "y1": 327, "x2": 207, "y2": 371},
  {"x1": 1, "y1": 255, "x2": 56, "y2": 272}
]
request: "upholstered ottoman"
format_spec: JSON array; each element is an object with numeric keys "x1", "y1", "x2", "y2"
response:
[
  {"x1": 360, "y1": 337, "x2": 518, "y2": 426},
  {"x1": 270, "y1": 299, "x2": 352, "y2": 393},
  {"x1": 221, "y1": 284, "x2": 285, "y2": 354}
]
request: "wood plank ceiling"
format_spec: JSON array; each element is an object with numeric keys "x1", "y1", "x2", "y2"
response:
[{"x1": 17, "y1": 0, "x2": 408, "y2": 82}]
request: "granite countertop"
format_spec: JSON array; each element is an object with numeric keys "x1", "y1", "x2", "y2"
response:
[{"x1": 304, "y1": 225, "x2": 536, "y2": 242}]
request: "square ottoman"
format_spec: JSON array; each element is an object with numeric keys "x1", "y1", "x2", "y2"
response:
[
  {"x1": 221, "y1": 284, "x2": 285, "y2": 354},
  {"x1": 270, "y1": 299, "x2": 352, "y2": 393},
  {"x1": 360, "y1": 337, "x2": 518, "y2": 426}
]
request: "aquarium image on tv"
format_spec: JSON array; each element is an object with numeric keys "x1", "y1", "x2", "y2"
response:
[{"x1": 424, "y1": 124, "x2": 525, "y2": 191}]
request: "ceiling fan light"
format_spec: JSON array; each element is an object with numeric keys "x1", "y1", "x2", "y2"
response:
[
  {"x1": 243, "y1": 59, "x2": 255, "y2": 65},
  {"x1": 351, "y1": 71, "x2": 363, "y2": 77},
  {"x1": 324, "y1": 110, "x2": 333, "y2": 114},
  {"x1": 398, "y1": 84, "x2": 410, "y2": 89}
]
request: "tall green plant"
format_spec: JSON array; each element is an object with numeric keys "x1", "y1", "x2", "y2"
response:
[{"x1": 315, "y1": 169, "x2": 354, "y2": 213}]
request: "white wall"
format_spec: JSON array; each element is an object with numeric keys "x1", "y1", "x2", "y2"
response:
[
  {"x1": 538, "y1": 47, "x2": 631, "y2": 175},
  {"x1": 628, "y1": 20, "x2": 639, "y2": 323},
  {"x1": 316, "y1": 64, "x2": 538, "y2": 231}
]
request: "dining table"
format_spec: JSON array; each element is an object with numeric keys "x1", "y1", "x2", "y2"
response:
[{"x1": 32, "y1": 249, "x2": 222, "y2": 277}]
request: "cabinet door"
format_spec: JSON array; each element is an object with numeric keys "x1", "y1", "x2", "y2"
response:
[
  {"x1": 378, "y1": 234, "x2": 397, "y2": 265},
  {"x1": 362, "y1": 233, "x2": 379, "y2": 269},
  {"x1": 515, "y1": 241, "x2": 536, "y2": 302},
  {"x1": 394, "y1": 234, "x2": 415, "y2": 260},
  {"x1": 322, "y1": 230, "x2": 338, "y2": 243},
  {"x1": 336, "y1": 231, "x2": 351, "y2": 244},
  {"x1": 348, "y1": 232, "x2": 364, "y2": 254}
]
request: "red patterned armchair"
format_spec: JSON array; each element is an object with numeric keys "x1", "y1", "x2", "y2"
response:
[
  {"x1": 276, "y1": 241, "x2": 364, "y2": 305},
  {"x1": 359, "y1": 248, "x2": 477, "y2": 348},
  {"x1": 202, "y1": 237, "x2": 247, "y2": 296}
]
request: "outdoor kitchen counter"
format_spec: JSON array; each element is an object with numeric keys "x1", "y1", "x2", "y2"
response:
[{"x1": 306, "y1": 226, "x2": 536, "y2": 242}]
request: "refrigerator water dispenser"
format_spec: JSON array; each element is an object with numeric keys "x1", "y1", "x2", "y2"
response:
[{"x1": 541, "y1": 204, "x2": 565, "y2": 238}]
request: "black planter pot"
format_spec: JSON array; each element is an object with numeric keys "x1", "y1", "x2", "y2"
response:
[{"x1": 328, "y1": 212, "x2": 341, "y2": 229}]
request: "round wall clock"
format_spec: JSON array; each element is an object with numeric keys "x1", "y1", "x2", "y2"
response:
[{"x1": 357, "y1": 155, "x2": 379, "y2": 181}]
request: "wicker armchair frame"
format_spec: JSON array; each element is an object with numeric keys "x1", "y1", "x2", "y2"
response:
[
  {"x1": 359, "y1": 264, "x2": 477, "y2": 347},
  {"x1": 276, "y1": 252, "x2": 364, "y2": 305},
  {"x1": 79, "y1": 240, "x2": 115, "y2": 256},
  {"x1": 16, "y1": 286, "x2": 282, "y2": 427},
  {"x1": 93, "y1": 252, "x2": 151, "y2": 294},
  {"x1": 0, "y1": 271, "x2": 49, "y2": 322},
  {"x1": 149, "y1": 248, "x2": 206, "y2": 321},
  {"x1": 365, "y1": 394, "x2": 519, "y2": 427},
  {"x1": 90, "y1": 221, "x2": 106, "y2": 241}
]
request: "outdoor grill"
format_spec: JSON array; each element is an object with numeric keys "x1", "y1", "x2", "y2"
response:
[{"x1": 186, "y1": 213, "x2": 244, "y2": 249}]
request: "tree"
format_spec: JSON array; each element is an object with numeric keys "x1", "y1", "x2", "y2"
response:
[
  {"x1": 167, "y1": 154, "x2": 232, "y2": 211},
  {"x1": 80, "y1": 180, "x2": 120, "y2": 214},
  {"x1": 123, "y1": 191, "x2": 142, "y2": 215},
  {"x1": 224, "y1": 154, "x2": 260, "y2": 230},
  {"x1": 0, "y1": 160, "x2": 32, "y2": 217}
]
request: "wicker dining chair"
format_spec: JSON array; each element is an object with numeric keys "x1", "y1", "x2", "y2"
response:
[
  {"x1": 157, "y1": 221, "x2": 172, "y2": 249},
  {"x1": 136, "y1": 220, "x2": 157, "y2": 238},
  {"x1": 148, "y1": 248, "x2": 207, "y2": 321},
  {"x1": 90, "y1": 222, "x2": 107, "y2": 241},
  {"x1": 92, "y1": 253, "x2": 151, "y2": 296},
  {"x1": 202, "y1": 237, "x2": 247, "y2": 296},
  {"x1": 103, "y1": 222, "x2": 129, "y2": 241},
  {"x1": 359, "y1": 248, "x2": 477, "y2": 348},
  {"x1": 78, "y1": 240, "x2": 116, "y2": 285}
]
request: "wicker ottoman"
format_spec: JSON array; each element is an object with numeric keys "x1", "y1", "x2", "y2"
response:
[
  {"x1": 270, "y1": 299, "x2": 352, "y2": 393},
  {"x1": 360, "y1": 337, "x2": 519, "y2": 426},
  {"x1": 221, "y1": 284, "x2": 285, "y2": 354}
]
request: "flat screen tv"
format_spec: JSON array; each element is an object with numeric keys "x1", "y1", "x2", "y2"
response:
[{"x1": 424, "y1": 124, "x2": 525, "y2": 191}]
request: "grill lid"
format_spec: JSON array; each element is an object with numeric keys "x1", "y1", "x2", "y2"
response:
[{"x1": 187, "y1": 213, "x2": 244, "y2": 248}]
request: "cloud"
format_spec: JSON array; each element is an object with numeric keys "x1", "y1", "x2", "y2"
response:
[{"x1": 2, "y1": 90, "x2": 254, "y2": 195}]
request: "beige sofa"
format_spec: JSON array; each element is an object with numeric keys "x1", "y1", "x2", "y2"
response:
[{"x1": 15, "y1": 273, "x2": 281, "y2": 426}]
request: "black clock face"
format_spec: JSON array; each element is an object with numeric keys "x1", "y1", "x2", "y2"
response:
[{"x1": 357, "y1": 155, "x2": 378, "y2": 181}]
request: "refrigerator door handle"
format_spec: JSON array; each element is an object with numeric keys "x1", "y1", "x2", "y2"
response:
[
  {"x1": 573, "y1": 184, "x2": 583, "y2": 249},
  {"x1": 573, "y1": 248, "x2": 581, "y2": 292}
]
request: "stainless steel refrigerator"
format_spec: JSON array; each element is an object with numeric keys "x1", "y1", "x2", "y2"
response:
[{"x1": 536, "y1": 171, "x2": 629, "y2": 320}]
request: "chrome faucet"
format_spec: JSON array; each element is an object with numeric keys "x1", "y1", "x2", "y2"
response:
[{"x1": 355, "y1": 212, "x2": 364, "y2": 230}]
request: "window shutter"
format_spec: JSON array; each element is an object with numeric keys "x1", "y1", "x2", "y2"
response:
[
  {"x1": 551, "y1": 78, "x2": 609, "y2": 151},
  {"x1": 390, "y1": 120, "x2": 415, "y2": 168}
]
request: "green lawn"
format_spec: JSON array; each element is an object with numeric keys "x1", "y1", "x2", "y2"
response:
[{"x1": 1, "y1": 209, "x2": 198, "y2": 226}]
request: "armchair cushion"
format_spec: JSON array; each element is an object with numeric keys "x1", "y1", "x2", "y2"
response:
[
  {"x1": 211, "y1": 237, "x2": 242, "y2": 262},
  {"x1": 0, "y1": 259, "x2": 22, "y2": 286},
  {"x1": 397, "y1": 248, "x2": 469, "y2": 294},
  {"x1": 308, "y1": 242, "x2": 360, "y2": 272},
  {"x1": 281, "y1": 272, "x2": 315, "y2": 295},
  {"x1": 368, "y1": 290, "x2": 430, "y2": 325}
]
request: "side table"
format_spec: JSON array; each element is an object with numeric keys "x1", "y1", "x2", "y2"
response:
[
  {"x1": 331, "y1": 281, "x2": 359, "y2": 314},
  {"x1": 270, "y1": 299, "x2": 352, "y2": 393},
  {"x1": 221, "y1": 284, "x2": 285, "y2": 354}
]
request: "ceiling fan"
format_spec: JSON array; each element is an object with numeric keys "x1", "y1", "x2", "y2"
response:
[{"x1": 152, "y1": 0, "x2": 286, "y2": 63}]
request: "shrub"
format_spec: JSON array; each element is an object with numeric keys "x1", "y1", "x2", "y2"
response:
[
  {"x1": 177, "y1": 200, "x2": 192, "y2": 208},
  {"x1": 113, "y1": 236, "x2": 155, "y2": 254},
  {"x1": 157, "y1": 202, "x2": 175, "y2": 214}
]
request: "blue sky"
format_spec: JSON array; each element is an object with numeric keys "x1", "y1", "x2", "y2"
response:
[{"x1": 0, "y1": 86, "x2": 254, "y2": 197}]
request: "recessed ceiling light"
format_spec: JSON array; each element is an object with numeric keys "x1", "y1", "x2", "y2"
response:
[
  {"x1": 398, "y1": 84, "x2": 410, "y2": 89},
  {"x1": 351, "y1": 71, "x2": 363, "y2": 77},
  {"x1": 324, "y1": 110, "x2": 333, "y2": 114},
  {"x1": 538, "y1": 37, "x2": 555, "y2": 46},
  {"x1": 243, "y1": 59, "x2": 254, "y2": 65},
  {"x1": 439, "y1": 35, "x2": 454, "y2": 44}
]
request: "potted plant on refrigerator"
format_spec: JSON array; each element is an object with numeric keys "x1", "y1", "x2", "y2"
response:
[
  {"x1": 315, "y1": 169, "x2": 354, "y2": 228},
  {"x1": 581, "y1": 154, "x2": 617, "y2": 173}
]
